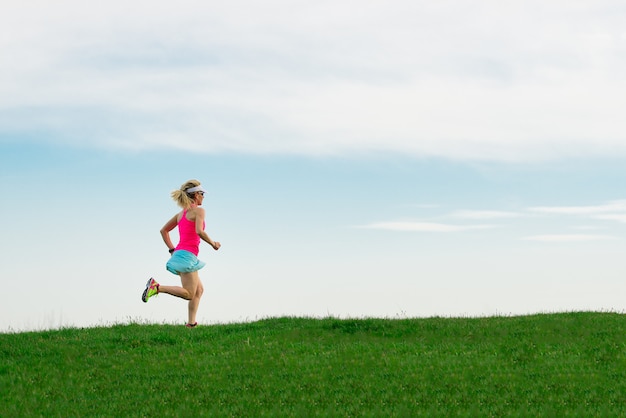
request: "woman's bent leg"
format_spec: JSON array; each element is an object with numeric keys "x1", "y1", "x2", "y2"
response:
[{"x1": 158, "y1": 272, "x2": 198, "y2": 301}]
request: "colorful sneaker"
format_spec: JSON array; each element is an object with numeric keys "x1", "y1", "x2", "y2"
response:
[
  {"x1": 141, "y1": 278, "x2": 159, "y2": 303},
  {"x1": 185, "y1": 322, "x2": 198, "y2": 328}
]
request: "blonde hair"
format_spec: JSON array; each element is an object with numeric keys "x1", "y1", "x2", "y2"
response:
[{"x1": 171, "y1": 179, "x2": 202, "y2": 209}]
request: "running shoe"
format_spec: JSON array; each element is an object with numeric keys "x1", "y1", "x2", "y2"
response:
[
  {"x1": 141, "y1": 278, "x2": 159, "y2": 303},
  {"x1": 185, "y1": 322, "x2": 198, "y2": 328}
]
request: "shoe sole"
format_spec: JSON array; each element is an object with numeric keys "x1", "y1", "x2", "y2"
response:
[{"x1": 141, "y1": 278, "x2": 153, "y2": 303}]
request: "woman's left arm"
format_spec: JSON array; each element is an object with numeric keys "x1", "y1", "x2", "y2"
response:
[{"x1": 195, "y1": 207, "x2": 221, "y2": 250}]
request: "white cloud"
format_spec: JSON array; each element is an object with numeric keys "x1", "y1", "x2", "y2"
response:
[
  {"x1": 1, "y1": 1, "x2": 626, "y2": 160},
  {"x1": 358, "y1": 222, "x2": 494, "y2": 232},
  {"x1": 528, "y1": 200, "x2": 626, "y2": 215},
  {"x1": 569, "y1": 225, "x2": 605, "y2": 231},
  {"x1": 528, "y1": 200, "x2": 626, "y2": 226},
  {"x1": 522, "y1": 234, "x2": 617, "y2": 242},
  {"x1": 449, "y1": 210, "x2": 523, "y2": 220},
  {"x1": 594, "y1": 214, "x2": 626, "y2": 223}
]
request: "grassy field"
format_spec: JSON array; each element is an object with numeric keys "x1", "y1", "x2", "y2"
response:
[{"x1": 1, "y1": 312, "x2": 625, "y2": 417}]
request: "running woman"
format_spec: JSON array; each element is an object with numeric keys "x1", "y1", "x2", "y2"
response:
[{"x1": 142, "y1": 179, "x2": 221, "y2": 327}]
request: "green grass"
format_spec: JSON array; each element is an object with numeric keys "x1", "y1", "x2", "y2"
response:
[{"x1": 1, "y1": 312, "x2": 625, "y2": 417}]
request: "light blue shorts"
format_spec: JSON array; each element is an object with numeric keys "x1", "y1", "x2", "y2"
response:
[{"x1": 166, "y1": 250, "x2": 206, "y2": 275}]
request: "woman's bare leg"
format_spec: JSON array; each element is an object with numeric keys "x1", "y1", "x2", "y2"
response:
[
  {"x1": 158, "y1": 272, "x2": 198, "y2": 301},
  {"x1": 188, "y1": 278, "x2": 204, "y2": 325},
  {"x1": 150, "y1": 272, "x2": 203, "y2": 325}
]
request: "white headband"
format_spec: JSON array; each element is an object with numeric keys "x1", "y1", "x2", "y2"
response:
[{"x1": 185, "y1": 185, "x2": 205, "y2": 194}]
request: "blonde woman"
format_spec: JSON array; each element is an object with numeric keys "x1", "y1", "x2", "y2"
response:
[{"x1": 142, "y1": 179, "x2": 221, "y2": 327}]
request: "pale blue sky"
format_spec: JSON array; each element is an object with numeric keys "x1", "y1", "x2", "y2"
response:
[{"x1": 2, "y1": 1, "x2": 626, "y2": 331}]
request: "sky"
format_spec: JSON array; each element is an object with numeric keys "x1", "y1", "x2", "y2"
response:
[{"x1": 2, "y1": 1, "x2": 626, "y2": 331}]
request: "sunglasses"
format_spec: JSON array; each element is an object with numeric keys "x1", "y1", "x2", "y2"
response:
[{"x1": 197, "y1": 192, "x2": 205, "y2": 196}]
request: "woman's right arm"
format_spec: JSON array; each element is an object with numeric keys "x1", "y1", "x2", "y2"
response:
[{"x1": 160, "y1": 214, "x2": 179, "y2": 252}]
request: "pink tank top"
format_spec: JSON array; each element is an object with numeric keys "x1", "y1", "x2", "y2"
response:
[{"x1": 175, "y1": 210, "x2": 204, "y2": 256}]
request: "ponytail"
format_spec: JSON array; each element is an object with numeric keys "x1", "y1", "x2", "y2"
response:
[{"x1": 171, "y1": 179, "x2": 202, "y2": 209}]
